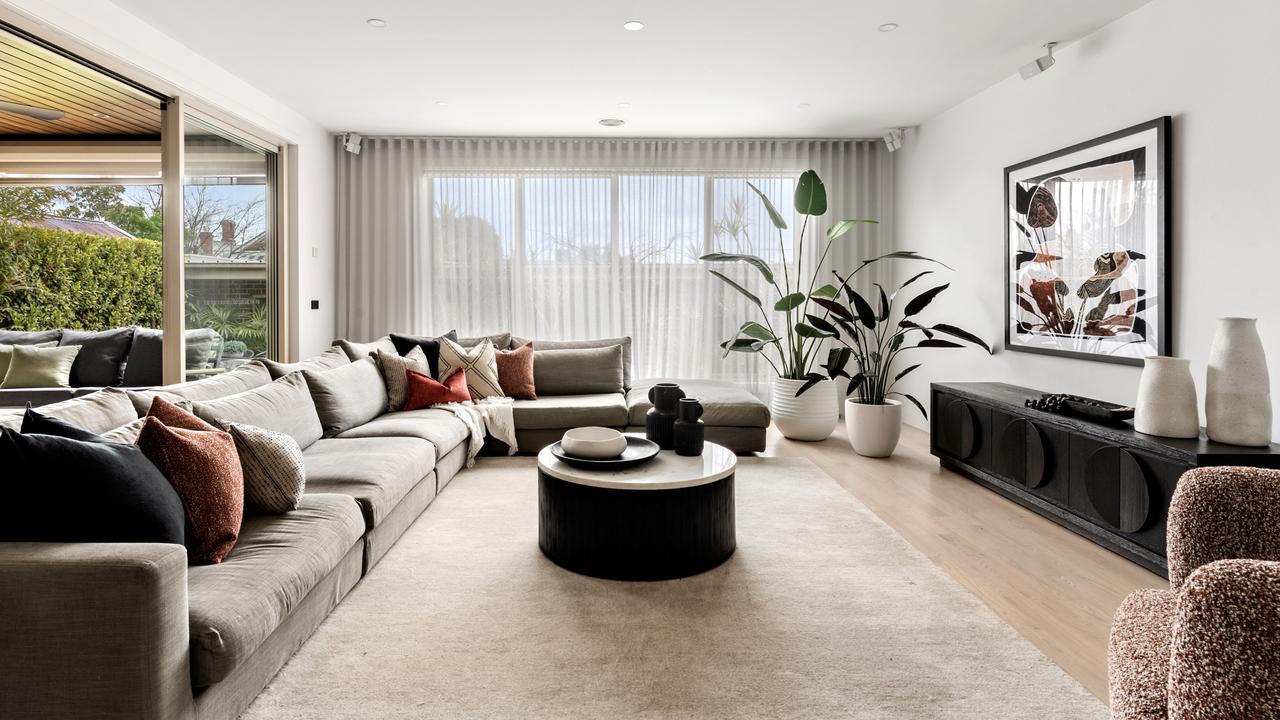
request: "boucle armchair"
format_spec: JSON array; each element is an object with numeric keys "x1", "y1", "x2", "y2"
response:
[{"x1": 1108, "y1": 466, "x2": 1280, "y2": 720}]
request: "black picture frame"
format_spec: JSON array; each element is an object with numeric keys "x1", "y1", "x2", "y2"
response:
[{"x1": 1003, "y1": 117, "x2": 1172, "y2": 366}]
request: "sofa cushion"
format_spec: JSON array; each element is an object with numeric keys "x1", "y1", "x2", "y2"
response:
[
  {"x1": 186, "y1": 493, "x2": 363, "y2": 687},
  {"x1": 161, "y1": 361, "x2": 272, "y2": 402},
  {"x1": 1, "y1": 344, "x2": 79, "y2": 388},
  {"x1": 302, "y1": 436, "x2": 436, "y2": 529},
  {"x1": 374, "y1": 346, "x2": 429, "y2": 412},
  {"x1": 459, "y1": 332, "x2": 512, "y2": 350},
  {"x1": 626, "y1": 378, "x2": 771, "y2": 428},
  {"x1": 6, "y1": 387, "x2": 138, "y2": 435},
  {"x1": 0, "y1": 340, "x2": 55, "y2": 380},
  {"x1": 0, "y1": 387, "x2": 85, "y2": 411},
  {"x1": 0, "y1": 328, "x2": 61, "y2": 345},
  {"x1": 333, "y1": 336, "x2": 399, "y2": 361},
  {"x1": 193, "y1": 372, "x2": 324, "y2": 450},
  {"x1": 303, "y1": 357, "x2": 387, "y2": 437},
  {"x1": 438, "y1": 337, "x2": 502, "y2": 399},
  {"x1": 389, "y1": 331, "x2": 455, "y2": 377},
  {"x1": 121, "y1": 326, "x2": 163, "y2": 387},
  {"x1": 336, "y1": 407, "x2": 470, "y2": 458},
  {"x1": 262, "y1": 346, "x2": 351, "y2": 380},
  {"x1": 496, "y1": 342, "x2": 536, "y2": 400},
  {"x1": 124, "y1": 389, "x2": 193, "y2": 417},
  {"x1": 186, "y1": 327, "x2": 222, "y2": 369},
  {"x1": 513, "y1": 336, "x2": 633, "y2": 388},
  {"x1": 511, "y1": 393, "x2": 628, "y2": 430},
  {"x1": 222, "y1": 421, "x2": 306, "y2": 514},
  {"x1": 59, "y1": 327, "x2": 135, "y2": 387},
  {"x1": 534, "y1": 345, "x2": 624, "y2": 396}
]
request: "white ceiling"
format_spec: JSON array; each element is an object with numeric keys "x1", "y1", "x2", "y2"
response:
[{"x1": 111, "y1": 0, "x2": 1150, "y2": 138}]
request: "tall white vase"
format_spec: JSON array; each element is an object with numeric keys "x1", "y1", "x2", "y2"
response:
[
  {"x1": 772, "y1": 377, "x2": 838, "y2": 441},
  {"x1": 1133, "y1": 357, "x2": 1199, "y2": 438},
  {"x1": 1206, "y1": 317, "x2": 1272, "y2": 447}
]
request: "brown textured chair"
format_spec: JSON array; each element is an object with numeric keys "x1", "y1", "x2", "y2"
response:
[{"x1": 1108, "y1": 466, "x2": 1280, "y2": 719}]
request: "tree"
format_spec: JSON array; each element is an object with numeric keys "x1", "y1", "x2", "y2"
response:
[{"x1": 0, "y1": 187, "x2": 66, "y2": 222}]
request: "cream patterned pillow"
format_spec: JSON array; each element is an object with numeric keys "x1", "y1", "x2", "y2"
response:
[
  {"x1": 221, "y1": 421, "x2": 307, "y2": 513},
  {"x1": 437, "y1": 337, "x2": 502, "y2": 400},
  {"x1": 374, "y1": 345, "x2": 429, "y2": 411}
]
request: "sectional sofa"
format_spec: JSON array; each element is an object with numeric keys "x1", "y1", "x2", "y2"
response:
[{"x1": 0, "y1": 334, "x2": 769, "y2": 720}]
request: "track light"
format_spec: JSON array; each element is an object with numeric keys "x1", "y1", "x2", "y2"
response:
[
  {"x1": 341, "y1": 132, "x2": 362, "y2": 155},
  {"x1": 883, "y1": 127, "x2": 907, "y2": 153},
  {"x1": 1019, "y1": 42, "x2": 1058, "y2": 80}
]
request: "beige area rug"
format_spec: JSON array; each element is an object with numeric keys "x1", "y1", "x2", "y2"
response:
[{"x1": 243, "y1": 457, "x2": 1106, "y2": 719}]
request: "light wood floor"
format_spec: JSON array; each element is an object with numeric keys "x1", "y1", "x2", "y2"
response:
[{"x1": 763, "y1": 422, "x2": 1165, "y2": 703}]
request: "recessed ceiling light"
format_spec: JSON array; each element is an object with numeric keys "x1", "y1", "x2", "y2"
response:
[
  {"x1": 435, "y1": 101, "x2": 448, "y2": 107},
  {"x1": 878, "y1": 22, "x2": 899, "y2": 32},
  {"x1": 797, "y1": 103, "x2": 811, "y2": 109},
  {"x1": 366, "y1": 18, "x2": 387, "y2": 28},
  {"x1": 622, "y1": 20, "x2": 645, "y2": 31},
  {"x1": 599, "y1": 118, "x2": 625, "y2": 127},
  {"x1": 617, "y1": 102, "x2": 631, "y2": 109}
]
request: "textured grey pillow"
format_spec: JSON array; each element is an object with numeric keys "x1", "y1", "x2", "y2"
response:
[
  {"x1": 513, "y1": 336, "x2": 633, "y2": 388},
  {"x1": 161, "y1": 361, "x2": 273, "y2": 402},
  {"x1": 100, "y1": 417, "x2": 146, "y2": 444},
  {"x1": 334, "y1": 336, "x2": 399, "y2": 361},
  {"x1": 193, "y1": 372, "x2": 324, "y2": 450},
  {"x1": 222, "y1": 421, "x2": 306, "y2": 513},
  {"x1": 374, "y1": 345, "x2": 428, "y2": 412},
  {"x1": 303, "y1": 357, "x2": 388, "y2": 436},
  {"x1": 16, "y1": 387, "x2": 138, "y2": 435},
  {"x1": 262, "y1": 346, "x2": 351, "y2": 379},
  {"x1": 533, "y1": 345, "x2": 625, "y2": 395}
]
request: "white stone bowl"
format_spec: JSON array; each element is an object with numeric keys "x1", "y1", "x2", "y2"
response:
[{"x1": 561, "y1": 426, "x2": 627, "y2": 459}]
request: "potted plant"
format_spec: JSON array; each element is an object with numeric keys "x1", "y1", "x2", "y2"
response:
[
  {"x1": 700, "y1": 169, "x2": 876, "y2": 441},
  {"x1": 805, "y1": 256, "x2": 991, "y2": 456}
]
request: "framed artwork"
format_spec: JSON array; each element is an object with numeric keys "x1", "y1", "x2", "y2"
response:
[{"x1": 1004, "y1": 117, "x2": 1171, "y2": 365}]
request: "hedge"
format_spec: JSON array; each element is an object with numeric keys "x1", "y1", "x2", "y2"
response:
[{"x1": 0, "y1": 223, "x2": 163, "y2": 331}]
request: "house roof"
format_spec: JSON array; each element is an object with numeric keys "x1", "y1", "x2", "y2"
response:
[{"x1": 19, "y1": 215, "x2": 137, "y2": 238}]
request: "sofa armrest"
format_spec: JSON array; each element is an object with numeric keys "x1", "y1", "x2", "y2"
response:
[
  {"x1": 1169, "y1": 559, "x2": 1280, "y2": 720},
  {"x1": 0, "y1": 543, "x2": 194, "y2": 720},
  {"x1": 1167, "y1": 466, "x2": 1280, "y2": 589}
]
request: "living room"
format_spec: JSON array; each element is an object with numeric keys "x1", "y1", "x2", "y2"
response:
[{"x1": 1, "y1": 1, "x2": 1277, "y2": 718}]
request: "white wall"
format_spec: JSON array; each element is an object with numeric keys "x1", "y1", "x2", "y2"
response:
[
  {"x1": 893, "y1": 0, "x2": 1280, "y2": 442},
  {"x1": 0, "y1": 0, "x2": 336, "y2": 358}
]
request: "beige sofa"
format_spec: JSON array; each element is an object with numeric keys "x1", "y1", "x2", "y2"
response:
[{"x1": 0, "y1": 337, "x2": 768, "y2": 720}]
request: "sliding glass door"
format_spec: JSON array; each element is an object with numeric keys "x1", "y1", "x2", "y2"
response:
[{"x1": 181, "y1": 115, "x2": 276, "y2": 379}]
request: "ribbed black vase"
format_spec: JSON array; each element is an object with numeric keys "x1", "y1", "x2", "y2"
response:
[
  {"x1": 673, "y1": 398, "x2": 705, "y2": 456},
  {"x1": 645, "y1": 382, "x2": 685, "y2": 449}
]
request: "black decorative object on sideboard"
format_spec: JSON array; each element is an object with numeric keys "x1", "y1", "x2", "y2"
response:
[{"x1": 930, "y1": 382, "x2": 1280, "y2": 577}]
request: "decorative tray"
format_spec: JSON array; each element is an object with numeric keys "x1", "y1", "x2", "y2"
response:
[
  {"x1": 548, "y1": 436, "x2": 661, "y2": 470},
  {"x1": 1025, "y1": 393, "x2": 1135, "y2": 425}
]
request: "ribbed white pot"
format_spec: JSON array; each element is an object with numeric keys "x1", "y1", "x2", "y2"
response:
[
  {"x1": 845, "y1": 399, "x2": 903, "y2": 457},
  {"x1": 1206, "y1": 317, "x2": 1272, "y2": 446},
  {"x1": 772, "y1": 377, "x2": 838, "y2": 441},
  {"x1": 1133, "y1": 357, "x2": 1199, "y2": 438}
]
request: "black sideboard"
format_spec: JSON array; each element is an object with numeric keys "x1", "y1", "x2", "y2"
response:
[{"x1": 930, "y1": 382, "x2": 1280, "y2": 577}]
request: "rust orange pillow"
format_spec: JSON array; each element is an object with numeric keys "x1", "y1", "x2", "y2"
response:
[
  {"x1": 404, "y1": 368, "x2": 470, "y2": 410},
  {"x1": 137, "y1": 413, "x2": 244, "y2": 565},
  {"x1": 148, "y1": 394, "x2": 218, "y2": 432},
  {"x1": 495, "y1": 342, "x2": 536, "y2": 400}
]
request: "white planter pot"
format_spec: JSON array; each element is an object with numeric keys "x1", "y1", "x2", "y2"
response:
[
  {"x1": 845, "y1": 399, "x2": 903, "y2": 457},
  {"x1": 772, "y1": 377, "x2": 838, "y2": 441},
  {"x1": 1206, "y1": 317, "x2": 1272, "y2": 446},
  {"x1": 1133, "y1": 356, "x2": 1199, "y2": 438}
]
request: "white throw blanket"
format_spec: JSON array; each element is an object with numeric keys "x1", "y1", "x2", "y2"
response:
[{"x1": 436, "y1": 397, "x2": 517, "y2": 466}]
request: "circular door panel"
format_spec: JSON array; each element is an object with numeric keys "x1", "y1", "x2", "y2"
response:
[
  {"x1": 943, "y1": 398, "x2": 979, "y2": 459},
  {"x1": 1022, "y1": 420, "x2": 1049, "y2": 489},
  {"x1": 1085, "y1": 447, "x2": 1153, "y2": 533}
]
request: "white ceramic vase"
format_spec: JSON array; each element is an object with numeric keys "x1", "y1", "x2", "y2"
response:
[
  {"x1": 845, "y1": 399, "x2": 903, "y2": 457},
  {"x1": 1133, "y1": 357, "x2": 1199, "y2": 438},
  {"x1": 1206, "y1": 318, "x2": 1272, "y2": 446},
  {"x1": 772, "y1": 377, "x2": 838, "y2": 441}
]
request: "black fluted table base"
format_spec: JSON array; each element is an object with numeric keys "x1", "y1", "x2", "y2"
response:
[{"x1": 538, "y1": 470, "x2": 736, "y2": 581}]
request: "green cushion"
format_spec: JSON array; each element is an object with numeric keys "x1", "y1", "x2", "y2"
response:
[
  {"x1": 1, "y1": 344, "x2": 80, "y2": 389},
  {"x1": 0, "y1": 341, "x2": 56, "y2": 380}
]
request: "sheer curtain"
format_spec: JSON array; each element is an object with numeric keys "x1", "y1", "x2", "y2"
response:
[{"x1": 336, "y1": 138, "x2": 892, "y2": 395}]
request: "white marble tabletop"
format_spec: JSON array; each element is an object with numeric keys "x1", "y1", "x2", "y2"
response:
[{"x1": 537, "y1": 435, "x2": 736, "y2": 490}]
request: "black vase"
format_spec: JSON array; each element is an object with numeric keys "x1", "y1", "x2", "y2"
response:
[
  {"x1": 645, "y1": 383, "x2": 685, "y2": 449},
  {"x1": 673, "y1": 398, "x2": 705, "y2": 456}
]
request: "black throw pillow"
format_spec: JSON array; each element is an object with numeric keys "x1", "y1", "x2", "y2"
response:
[
  {"x1": 59, "y1": 327, "x2": 136, "y2": 388},
  {"x1": 389, "y1": 330, "x2": 458, "y2": 377},
  {"x1": 0, "y1": 427, "x2": 184, "y2": 545},
  {"x1": 21, "y1": 405, "x2": 100, "y2": 442},
  {"x1": 122, "y1": 327, "x2": 164, "y2": 387}
]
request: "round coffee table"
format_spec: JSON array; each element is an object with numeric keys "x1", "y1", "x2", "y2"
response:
[{"x1": 537, "y1": 439, "x2": 736, "y2": 580}]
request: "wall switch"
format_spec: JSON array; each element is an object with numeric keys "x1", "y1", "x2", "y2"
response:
[
  {"x1": 311, "y1": 246, "x2": 319, "y2": 258},
  {"x1": 310, "y1": 300, "x2": 319, "y2": 310}
]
